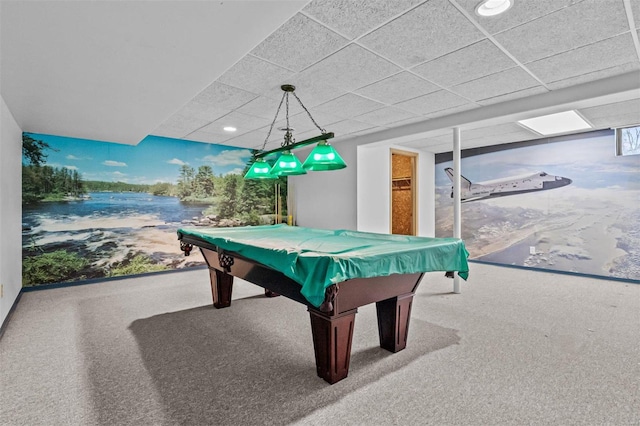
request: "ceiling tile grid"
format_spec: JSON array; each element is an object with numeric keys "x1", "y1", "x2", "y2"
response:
[
  {"x1": 476, "y1": 86, "x2": 549, "y2": 106},
  {"x1": 354, "y1": 106, "x2": 418, "y2": 126},
  {"x1": 302, "y1": 0, "x2": 424, "y2": 40},
  {"x1": 394, "y1": 90, "x2": 472, "y2": 115},
  {"x1": 526, "y1": 33, "x2": 638, "y2": 85},
  {"x1": 452, "y1": 0, "x2": 582, "y2": 35},
  {"x1": 261, "y1": 75, "x2": 347, "y2": 106},
  {"x1": 359, "y1": 0, "x2": 485, "y2": 67},
  {"x1": 354, "y1": 71, "x2": 440, "y2": 104},
  {"x1": 237, "y1": 95, "x2": 305, "y2": 120},
  {"x1": 410, "y1": 39, "x2": 519, "y2": 88},
  {"x1": 272, "y1": 110, "x2": 344, "y2": 135},
  {"x1": 312, "y1": 92, "x2": 387, "y2": 117},
  {"x1": 146, "y1": 0, "x2": 640, "y2": 152},
  {"x1": 198, "y1": 111, "x2": 272, "y2": 136},
  {"x1": 299, "y1": 43, "x2": 402, "y2": 91},
  {"x1": 216, "y1": 55, "x2": 295, "y2": 96},
  {"x1": 250, "y1": 13, "x2": 348, "y2": 72},
  {"x1": 190, "y1": 81, "x2": 259, "y2": 110},
  {"x1": 449, "y1": 67, "x2": 541, "y2": 102},
  {"x1": 579, "y1": 98, "x2": 640, "y2": 128},
  {"x1": 493, "y1": 0, "x2": 629, "y2": 64}
]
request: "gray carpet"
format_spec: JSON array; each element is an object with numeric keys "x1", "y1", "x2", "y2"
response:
[{"x1": 1, "y1": 263, "x2": 638, "y2": 425}]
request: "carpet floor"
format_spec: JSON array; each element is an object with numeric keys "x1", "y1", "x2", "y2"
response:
[{"x1": 1, "y1": 263, "x2": 638, "y2": 425}]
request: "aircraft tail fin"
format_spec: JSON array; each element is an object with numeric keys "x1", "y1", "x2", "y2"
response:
[{"x1": 444, "y1": 167, "x2": 471, "y2": 189}]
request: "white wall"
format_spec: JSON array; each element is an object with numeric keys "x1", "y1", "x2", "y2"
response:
[
  {"x1": 356, "y1": 144, "x2": 390, "y2": 233},
  {"x1": 292, "y1": 137, "x2": 436, "y2": 237},
  {"x1": 290, "y1": 139, "x2": 357, "y2": 230},
  {"x1": 357, "y1": 144, "x2": 435, "y2": 236},
  {"x1": 0, "y1": 95, "x2": 23, "y2": 327}
]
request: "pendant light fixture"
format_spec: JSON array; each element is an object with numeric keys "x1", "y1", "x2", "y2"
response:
[
  {"x1": 243, "y1": 157, "x2": 277, "y2": 179},
  {"x1": 244, "y1": 84, "x2": 345, "y2": 179},
  {"x1": 302, "y1": 140, "x2": 347, "y2": 171}
]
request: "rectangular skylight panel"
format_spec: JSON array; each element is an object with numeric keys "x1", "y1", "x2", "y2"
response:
[{"x1": 517, "y1": 110, "x2": 592, "y2": 135}]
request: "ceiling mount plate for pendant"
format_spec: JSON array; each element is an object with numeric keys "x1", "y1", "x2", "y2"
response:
[{"x1": 281, "y1": 84, "x2": 296, "y2": 92}]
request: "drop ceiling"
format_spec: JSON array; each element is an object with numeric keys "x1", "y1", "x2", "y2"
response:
[{"x1": 2, "y1": 0, "x2": 639, "y2": 153}]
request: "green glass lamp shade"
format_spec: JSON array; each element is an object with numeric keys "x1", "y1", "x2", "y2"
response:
[
  {"x1": 302, "y1": 141, "x2": 347, "y2": 171},
  {"x1": 244, "y1": 158, "x2": 278, "y2": 179},
  {"x1": 270, "y1": 151, "x2": 307, "y2": 176}
]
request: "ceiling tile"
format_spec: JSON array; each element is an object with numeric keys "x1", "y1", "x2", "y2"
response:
[
  {"x1": 285, "y1": 110, "x2": 344, "y2": 133},
  {"x1": 225, "y1": 129, "x2": 280, "y2": 150},
  {"x1": 400, "y1": 133, "x2": 455, "y2": 148},
  {"x1": 250, "y1": 13, "x2": 348, "y2": 72},
  {"x1": 423, "y1": 103, "x2": 479, "y2": 119},
  {"x1": 217, "y1": 55, "x2": 295, "y2": 95},
  {"x1": 580, "y1": 98, "x2": 640, "y2": 128},
  {"x1": 191, "y1": 81, "x2": 258, "y2": 110},
  {"x1": 354, "y1": 72, "x2": 439, "y2": 104},
  {"x1": 299, "y1": 44, "x2": 401, "y2": 91},
  {"x1": 476, "y1": 86, "x2": 549, "y2": 106},
  {"x1": 411, "y1": 39, "x2": 517, "y2": 88},
  {"x1": 200, "y1": 111, "x2": 271, "y2": 135},
  {"x1": 463, "y1": 132, "x2": 546, "y2": 148},
  {"x1": 632, "y1": 1, "x2": 640, "y2": 29},
  {"x1": 158, "y1": 113, "x2": 211, "y2": 135},
  {"x1": 302, "y1": 0, "x2": 422, "y2": 40},
  {"x1": 462, "y1": 122, "x2": 539, "y2": 140},
  {"x1": 526, "y1": 33, "x2": 637, "y2": 84},
  {"x1": 586, "y1": 112, "x2": 640, "y2": 129},
  {"x1": 237, "y1": 96, "x2": 305, "y2": 120},
  {"x1": 386, "y1": 116, "x2": 428, "y2": 128},
  {"x1": 359, "y1": 0, "x2": 484, "y2": 67},
  {"x1": 312, "y1": 93, "x2": 386, "y2": 117},
  {"x1": 395, "y1": 90, "x2": 468, "y2": 114},
  {"x1": 261, "y1": 75, "x2": 347, "y2": 106},
  {"x1": 174, "y1": 102, "x2": 231, "y2": 122},
  {"x1": 548, "y1": 62, "x2": 640, "y2": 90},
  {"x1": 187, "y1": 130, "x2": 236, "y2": 144},
  {"x1": 450, "y1": 67, "x2": 541, "y2": 102},
  {"x1": 454, "y1": 0, "x2": 581, "y2": 35},
  {"x1": 493, "y1": 0, "x2": 628, "y2": 64},
  {"x1": 354, "y1": 106, "x2": 417, "y2": 126},
  {"x1": 326, "y1": 119, "x2": 375, "y2": 136},
  {"x1": 395, "y1": 90, "x2": 470, "y2": 115}
]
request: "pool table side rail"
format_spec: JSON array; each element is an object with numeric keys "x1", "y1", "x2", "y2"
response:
[{"x1": 178, "y1": 232, "x2": 424, "y2": 316}]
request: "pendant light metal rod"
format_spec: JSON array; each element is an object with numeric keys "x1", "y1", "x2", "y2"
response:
[{"x1": 255, "y1": 132, "x2": 335, "y2": 159}]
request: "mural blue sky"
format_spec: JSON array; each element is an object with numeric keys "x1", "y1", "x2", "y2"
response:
[
  {"x1": 435, "y1": 131, "x2": 640, "y2": 190},
  {"x1": 25, "y1": 133, "x2": 252, "y2": 184}
]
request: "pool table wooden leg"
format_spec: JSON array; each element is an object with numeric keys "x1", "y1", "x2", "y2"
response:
[
  {"x1": 209, "y1": 268, "x2": 233, "y2": 308},
  {"x1": 308, "y1": 309, "x2": 357, "y2": 384},
  {"x1": 376, "y1": 293, "x2": 414, "y2": 352}
]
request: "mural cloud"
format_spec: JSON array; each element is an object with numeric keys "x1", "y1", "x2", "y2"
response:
[
  {"x1": 201, "y1": 149, "x2": 251, "y2": 167},
  {"x1": 167, "y1": 158, "x2": 187, "y2": 166},
  {"x1": 103, "y1": 160, "x2": 127, "y2": 167}
]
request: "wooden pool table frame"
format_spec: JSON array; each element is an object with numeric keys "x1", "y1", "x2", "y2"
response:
[{"x1": 179, "y1": 236, "x2": 424, "y2": 384}]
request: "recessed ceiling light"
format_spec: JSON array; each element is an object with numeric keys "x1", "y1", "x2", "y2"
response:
[
  {"x1": 223, "y1": 126, "x2": 237, "y2": 132},
  {"x1": 517, "y1": 110, "x2": 592, "y2": 136},
  {"x1": 475, "y1": 0, "x2": 513, "y2": 17}
]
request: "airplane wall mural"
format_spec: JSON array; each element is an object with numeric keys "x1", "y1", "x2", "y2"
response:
[{"x1": 444, "y1": 167, "x2": 572, "y2": 202}]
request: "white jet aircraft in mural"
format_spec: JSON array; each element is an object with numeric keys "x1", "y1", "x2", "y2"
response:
[{"x1": 444, "y1": 167, "x2": 572, "y2": 202}]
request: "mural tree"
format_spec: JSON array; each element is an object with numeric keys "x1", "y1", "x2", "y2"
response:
[
  {"x1": 22, "y1": 134, "x2": 86, "y2": 203},
  {"x1": 622, "y1": 126, "x2": 640, "y2": 155},
  {"x1": 217, "y1": 174, "x2": 240, "y2": 219}
]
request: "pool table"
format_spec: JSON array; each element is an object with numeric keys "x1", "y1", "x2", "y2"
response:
[{"x1": 178, "y1": 225, "x2": 469, "y2": 384}]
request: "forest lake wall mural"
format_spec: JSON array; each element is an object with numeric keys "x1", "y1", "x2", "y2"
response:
[
  {"x1": 22, "y1": 133, "x2": 286, "y2": 287},
  {"x1": 435, "y1": 130, "x2": 640, "y2": 282}
]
